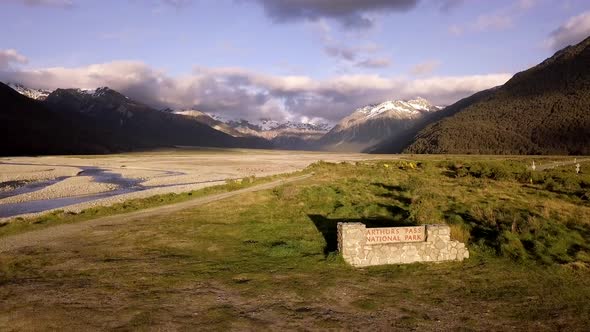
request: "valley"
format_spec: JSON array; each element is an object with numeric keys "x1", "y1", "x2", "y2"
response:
[
  {"x1": 2, "y1": 1, "x2": 590, "y2": 330},
  {"x1": 0, "y1": 149, "x2": 388, "y2": 220}
]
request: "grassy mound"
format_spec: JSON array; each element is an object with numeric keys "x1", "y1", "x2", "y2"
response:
[{"x1": 301, "y1": 158, "x2": 590, "y2": 266}]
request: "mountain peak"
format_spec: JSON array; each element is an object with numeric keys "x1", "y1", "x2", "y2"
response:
[
  {"x1": 317, "y1": 97, "x2": 443, "y2": 152},
  {"x1": 225, "y1": 118, "x2": 331, "y2": 133},
  {"x1": 354, "y1": 97, "x2": 438, "y2": 120},
  {"x1": 6, "y1": 82, "x2": 52, "y2": 101},
  {"x1": 409, "y1": 96, "x2": 429, "y2": 103}
]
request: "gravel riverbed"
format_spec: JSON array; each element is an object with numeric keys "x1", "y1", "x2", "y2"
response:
[
  {"x1": 0, "y1": 150, "x2": 392, "y2": 221},
  {"x1": 0, "y1": 176, "x2": 119, "y2": 204}
]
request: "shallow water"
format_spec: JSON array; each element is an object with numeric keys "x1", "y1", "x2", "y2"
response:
[
  {"x1": 0, "y1": 165, "x2": 228, "y2": 218},
  {"x1": 0, "y1": 166, "x2": 148, "y2": 218},
  {"x1": 0, "y1": 189, "x2": 140, "y2": 218},
  {"x1": 0, "y1": 177, "x2": 69, "y2": 200}
]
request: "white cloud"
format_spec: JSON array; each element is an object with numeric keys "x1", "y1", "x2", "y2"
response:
[
  {"x1": 0, "y1": 58, "x2": 512, "y2": 123},
  {"x1": 324, "y1": 45, "x2": 358, "y2": 61},
  {"x1": 323, "y1": 44, "x2": 392, "y2": 68},
  {"x1": 448, "y1": 24, "x2": 464, "y2": 36},
  {"x1": 355, "y1": 57, "x2": 392, "y2": 68},
  {"x1": 453, "y1": 1, "x2": 537, "y2": 36},
  {"x1": 518, "y1": 0, "x2": 538, "y2": 10},
  {"x1": 0, "y1": 49, "x2": 28, "y2": 69},
  {"x1": 475, "y1": 13, "x2": 513, "y2": 31},
  {"x1": 311, "y1": 20, "x2": 391, "y2": 69},
  {"x1": 9, "y1": 0, "x2": 74, "y2": 7},
  {"x1": 545, "y1": 11, "x2": 590, "y2": 51},
  {"x1": 410, "y1": 60, "x2": 441, "y2": 75}
]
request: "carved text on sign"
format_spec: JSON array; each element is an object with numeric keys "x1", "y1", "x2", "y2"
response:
[{"x1": 365, "y1": 226, "x2": 425, "y2": 244}]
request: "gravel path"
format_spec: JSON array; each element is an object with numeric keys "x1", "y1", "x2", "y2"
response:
[{"x1": 0, "y1": 174, "x2": 312, "y2": 253}]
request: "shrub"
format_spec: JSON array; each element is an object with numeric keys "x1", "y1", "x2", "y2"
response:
[
  {"x1": 408, "y1": 195, "x2": 443, "y2": 225},
  {"x1": 543, "y1": 178, "x2": 557, "y2": 191},
  {"x1": 445, "y1": 160, "x2": 527, "y2": 181},
  {"x1": 500, "y1": 231, "x2": 528, "y2": 260},
  {"x1": 400, "y1": 175, "x2": 425, "y2": 193},
  {"x1": 450, "y1": 224, "x2": 471, "y2": 244}
]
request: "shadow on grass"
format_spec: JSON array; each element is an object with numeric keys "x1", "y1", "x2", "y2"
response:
[
  {"x1": 308, "y1": 214, "x2": 417, "y2": 256},
  {"x1": 371, "y1": 183, "x2": 412, "y2": 205}
]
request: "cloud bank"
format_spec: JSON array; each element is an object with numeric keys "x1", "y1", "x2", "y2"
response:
[
  {"x1": 545, "y1": 11, "x2": 590, "y2": 51},
  {"x1": 0, "y1": 57, "x2": 511, "y2": 123},
  {"x1": 0, "y1": 49, "x2": 28, "y2": 69}
]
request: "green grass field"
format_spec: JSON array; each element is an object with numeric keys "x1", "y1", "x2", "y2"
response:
[{"x1": 1, "y1": 157, "x2": 590, "y2": 330}]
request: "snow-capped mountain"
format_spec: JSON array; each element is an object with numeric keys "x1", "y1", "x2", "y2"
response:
[
  {"x1": 318, "y1": 97, "x2": 442, "y2": 152},
  {"x1": 349, "y1": 97, "x2": 439, "y2": 122},
  {"x1": 6, "y1": 82, "x2": 103, "y2": 102},
  {"x1": 225, "y1": 118, "x2": 331, "y2": 139},
  {"x1": 163, "y1": 109, "x2": 332, "y2": 149},
  {"x1": 7, "y1": 83, "x2": 52, "y2": 101},
  {"x1": 206, "y1": 117, "x2": 329, "y2": 150}
]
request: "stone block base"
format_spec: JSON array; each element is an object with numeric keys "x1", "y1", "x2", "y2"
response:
[{"x1": 337, "y1": 223, "x2": 468, "y2": 267}]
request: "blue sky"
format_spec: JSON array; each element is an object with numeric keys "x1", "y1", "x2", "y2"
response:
[{"x1": 1, "y1": 0, "x2": 590, "y2": 123}]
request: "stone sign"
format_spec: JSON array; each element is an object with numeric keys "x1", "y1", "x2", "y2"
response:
[
  {"x1": 338, "y1": 223, "x2": 469, "y2": 267},
  {"x1": 365, "y1": 226, "x2": 425, "y2": 244}
]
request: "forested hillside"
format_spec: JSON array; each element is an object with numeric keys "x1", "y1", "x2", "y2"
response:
[{"x1": 375, "y1": 35, "x2": 590, "y2": 155}]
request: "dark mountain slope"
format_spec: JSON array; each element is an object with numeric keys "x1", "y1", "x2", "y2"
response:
[
  {"x1": 0, "y1": 82, "x2": 121, "y2": 156},
  {"x1": 397, "y1": 36, "x2": 590, "y2": 155},
  {"x1": 43, "y1": 87, "x2": 271, "y2": 150},
  {"x1": 372, "y1": 38, "x2": 590, "y2": 154},
  {"x1": 0, "y1": 83, "x2": 271, "y2": 156}
]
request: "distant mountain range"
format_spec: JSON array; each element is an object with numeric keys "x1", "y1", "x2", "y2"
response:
[
  {"x1": 173, "y1": 111, "x2": 331, "y2": 150},
  {"x1": 0, "y1": 84, "x2": 270, "y2": 156},
  {"x1": 3, "y1": 81, "x2": 439, "y2": 153},
  {"x1": 372, "y1": 35, "x2": 590, "y2": 155},
  {"x1": 3, "y1": 36, "x2": 590, "y2": 156},
  {"x1": 226, "y1": 118, "x2": 330, "y2": 150}
]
